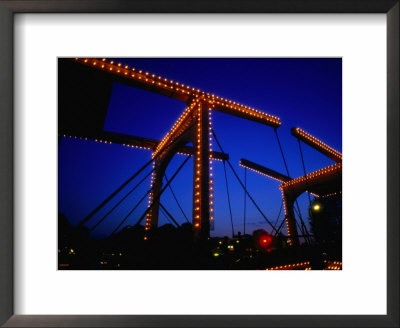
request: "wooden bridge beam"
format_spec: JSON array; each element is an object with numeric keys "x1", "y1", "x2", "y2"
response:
[
  {"x1": 72, "y1": 58, "x2": 281, "y2": 128},
  {"x1": 291, "y1": 127, "x2": 342, "y2": 163},
  {"x1": 59, "y1": 131, "x2": 228, "y2": 161},
  {"x1": 239, "y1": 158, "x2": 291, "y2": 183}
]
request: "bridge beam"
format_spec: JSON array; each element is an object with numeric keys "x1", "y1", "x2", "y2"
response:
[
  {"x1": 60, "y1": 131, "x2": 228, "y2": 161},
  {"x1": 280, "y1": 163, "x2": 342, "y2": 199},
  {"x1": 72, "y1": 58, "x2": 281, "y2": 128},
  {"x1": 239, "y1": 158, "x2": 291, "y2": 183},
  {"x1": 291, "y1": 127, "x2": 342, "y2": 163}
]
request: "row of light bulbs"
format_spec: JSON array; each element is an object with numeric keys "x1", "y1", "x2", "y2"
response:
[
  {"x1": 75, "y1": 58, "x2": 281, "y2": 127},
  {"x1": 61, "y1": 134, "x2": 157, "y2": 151},
  {"x1": 294, "y1": 128, "x2": 342, "y2": 161},
  {"x1": 208, "y1": 107, "x2": 215, "y2": 227},
  {"x1": 239, "y1": 163, "x2": 287, "y2": 183},
  {"x1": 193, "y1": 102, "x2": 203, "y2": 228},
  {"x1": 321, "y1": 191, "x2": 342, "y2": 198},
  {"x1": 279, "y1": 188, "x2": 294, "y2": 246},
  {"x1": 323, "y1": 260, "x2": 342, "y2": 270},
  {"x1": 61, "y1": 134, "x2": 226, "y2": 161},
  {"x1": 153, "y1": 100, "x2": 199, "y2": 158},
  {"x1": 193, "y1": 102, "x2": 216, "y2": 229},
  {"x1": 265, "y1": 261, "x2": 311, "y2": 270},
  {"x1": 213, "y1": 99, "x2": 280, "y2": 126},
  {"x1": 281, "y1": 163, "x2": 342, "y2": 188},
  {"x1": 144, "y1": 162, "x2": 157, "y2": 233}
]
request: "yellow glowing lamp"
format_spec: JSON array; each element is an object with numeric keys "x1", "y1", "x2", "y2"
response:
[{"x1": 312, "y1": 203, "x2": 322, "y2": 212}]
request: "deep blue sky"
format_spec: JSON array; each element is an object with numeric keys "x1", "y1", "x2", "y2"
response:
[{"x1": 59, "y1": 58, "x2": 342, "y2": 239}]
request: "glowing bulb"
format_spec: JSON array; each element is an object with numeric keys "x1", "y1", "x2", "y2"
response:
[{"x1": 313, "y1": 204, "x2": 321, "y2": 211}]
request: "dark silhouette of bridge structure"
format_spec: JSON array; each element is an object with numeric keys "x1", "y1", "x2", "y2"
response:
[{"x1": 59, "y1": 58, "x2": 342, "y2": 248}]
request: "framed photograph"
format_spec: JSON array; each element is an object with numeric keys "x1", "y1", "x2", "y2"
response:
[
  {"x1": 1, "y1": 1, "x2": 398, "y2": 327},
  {"x1": 57, "y1": 56, "x2": 342, "y2": 271}
]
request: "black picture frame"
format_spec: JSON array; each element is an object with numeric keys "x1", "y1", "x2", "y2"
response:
[{"x1": 0, "y1": 1, "x2": 398, "y2": 327}]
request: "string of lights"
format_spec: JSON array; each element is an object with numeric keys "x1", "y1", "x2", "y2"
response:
[
  {"x1": 60, "y1": 134, "x2": 226, "y2": 160},
  {"x1": 321, "y1": 191, "x2": 342, "y2": 198},
  {"x1": 208, "y1": 104, "x2": 215, "y2": 230},
  {"x1": 324, "y1": 260, "x2": 342, "y2": 270},
  {"x1": 239, "y1": 161, "x2": 289, "y2": 183},
  {"x1": 73, "y1": 58, "x2": 281, "y2": 127},
  {"x1": 153, "y1": 99, "x2": 199, "y2": 158},
  {"x1": 279, "y1": 187, "x2": 294, "y2": 246},
  {"x1": 281, "y1": 163, "x2": 342, "y2": 188},
  {"x1": 292, "y1": 127, "x2": 342, "y2": 162},
  {"x1": 60, "y1": 134, "x2": 154, "y2": 150},
  {"x1": 265, "y1": 262, "x2": 311, "y2": 270},
  {"x1": 193, "y1": 101, "x2": 203, "y2": 229}
]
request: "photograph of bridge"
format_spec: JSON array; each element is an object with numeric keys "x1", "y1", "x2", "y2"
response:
[{"x1": 58, "y1": 57, "x2": 342, "y2": 270}]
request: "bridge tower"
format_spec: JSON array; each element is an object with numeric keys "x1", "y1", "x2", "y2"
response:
[{"x1": 145, "y1": 97, "x2": 214, "y2": 241}]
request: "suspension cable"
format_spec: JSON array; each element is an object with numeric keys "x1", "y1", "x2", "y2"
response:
[
  {"x1": 78, "y1": 130, "x2": 193, "y2": 228},
  {"x1": 272, "y1": 201, "x2": 283, "y2": 231},
  {"x1": 110, "y1": 189, "x2": 151, "y2": 236},
  {"x1": 211, "y1": 129, "x2": 278, "y2": 234},
  {"x1": 296, "y1": 144, "x2": 314, "y2": 243},
  {"x1": 274, "y1": 128, "x2": 291, "y2": 176},
  {"x1": 273, "y1": 217, "x2": 287, "y2": 238},
  {"x1": 227, "y1": 154, "x2": 278, "y2": 233},
  {"x1": 78, "y1": 157, "x2": 155, "y2": 227},
  {"x1": 296, "y1": 220, "x2": 307, "y2": 241},
  {"x1": 134, "y1": 155, "x2": 191, "y2": 227},
  {"x1": 159, "y1": 205, "x2": 175, "y2": 227},
  {"x1": 159, "y1": 206, "x2": 170, "y2": 223},
  {"x1": 297, "y1": 139, "x2": 312, "y2": 206},
  {"x1": 223, "y1": 160, "x2": 235, "y2": 238},
  {"x1": 273, "y1": 203, "x2": 310, "y2": 244},
  {"x1": 243, "y1": 167, "x2": 247, "y2": 235},
  {"x1": 164, "y1": 174, "x2": 190, "y2": 223},
  {"x1": 89, "y1": 167, "x2": 155, "y2": 233},
  {"x1": 291, "y1": 198, "x2": 311, "y2": 245},
  {"x1": 293, "y1": 204, "x2": 312, "y2": 244},
  {"x1": 158, "y1": 201, "x2": 180, "y2": 228},
  {"x1": 274, "y1": 128, "x2": 311, "y2": 243}
]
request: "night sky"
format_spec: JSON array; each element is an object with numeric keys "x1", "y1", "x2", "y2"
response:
[{"x1": 59, "y1": 58, "x2": 342, "y2": 239}]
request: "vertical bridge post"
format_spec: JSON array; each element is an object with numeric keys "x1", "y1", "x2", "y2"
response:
[
  {"x1": 144, "y1": 98, "x2": 214, "y2": 242},
  {"x1": 193, "y1": 100, "x2": 213, "y2": 241},
  {"x1": 281, "y1": 192, "x2": 300, "y2": 246}
]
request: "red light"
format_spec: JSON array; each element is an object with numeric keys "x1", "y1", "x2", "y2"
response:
[{"x1": 259, "y1": 235, "x2": 272, "y2": 247}]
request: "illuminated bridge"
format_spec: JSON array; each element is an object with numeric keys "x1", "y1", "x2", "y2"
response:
[{"x1": 59, "y1": 58, "x2": 341, "y2": 247}]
